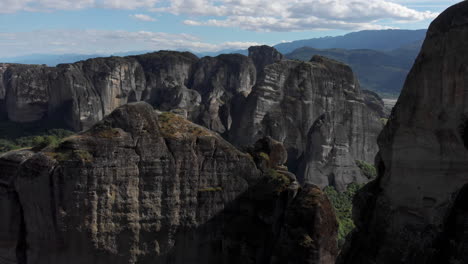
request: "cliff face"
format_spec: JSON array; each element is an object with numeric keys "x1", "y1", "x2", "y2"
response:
[
  {"x1": 339, "y1": 2, "x2": 468, "y2": 263},
  {"x1": 0, "y1": 46, "x2": 383, "y2": 190},
  {"x1": 0, "y1": 102, "x2": 337, "y2": 264},
  {"x1": 228, "y1": 55, "x2": 382, "y2": 190},
  {"x1": 2, "y1": 58, "x2": 146, "y2": 129}
]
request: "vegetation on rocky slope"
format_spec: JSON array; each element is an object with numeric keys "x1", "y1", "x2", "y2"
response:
[
  {"x1": 324, "y1": 161, "x2": 376, "y2": 247},
  {"x1": 0, "y1": 121, "x2": 74, "y2": 153},
  {"x1": 324, "y1": 183, "x2": 363, "y2": 247},
  {"x1": 355, "y1": 160, "x2": 377, "y2": 180},
  {"x1": 158, "y1": 112, "x2": 212, "y2": 139}
]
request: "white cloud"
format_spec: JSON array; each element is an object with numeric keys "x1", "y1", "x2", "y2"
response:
[
  {"x1": 0, "y1": 29, "x2": 260, "y2": 57},
  {"x1": 130, "y1": 14, "x2": 157, "y2": 21},
  {"x1": 0, "y1": 0, "x2": 161, "y2": 13},
  {"x1": 172, "y1": 0, "x2": 440, "y2": 31},
  {"x1": 100, "y1": 0, "x2": 159, "y2": 9},
  {"x1": 0, "y1": 0, "x2": 95, "y2": 13},
  {"x1": 184, "y1": 16, "x2": 394, "y2": 32},
  {"x1": 0, "y1": 0, "x2": 447, "y2": 31}
]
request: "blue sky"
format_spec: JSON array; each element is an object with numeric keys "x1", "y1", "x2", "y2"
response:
[{"x1": 0, "y1": 0, "x2": 461, "y2": 57}]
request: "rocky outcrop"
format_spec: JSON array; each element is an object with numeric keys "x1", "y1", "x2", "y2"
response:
[
  {"x1": 228, "y1": 55, "x2": 383, "y2": 191},
  {"x1": 0, "y1": 102, "x2": 337, "y2": 264},
  {"x1": 189, "y1": 54, "x2": 256, "y2": 133},
  {"x1": 248, "y1": 45, "x2": 284, "y2": 77},
  {"x1": 0, "y1": 63, "x2": 10, "y2": 118},
  {"x1": 0, "y1": 46, "x2": 383, "y2": 190},
  {"x1": 133, "y1": 51, "x2": 198, "y2": 109},
  {"x1": 339, "y1": 2, "x2": 468, "y2": 263},
  {"x1": 362, "y1": 90, "x2": 389, "y2": 118},
  {"x1": 1, "y1": 57, "x2": 146, "y2": 129}
]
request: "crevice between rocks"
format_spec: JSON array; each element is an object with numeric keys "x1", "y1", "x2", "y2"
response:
[{"x1": 15, "y1": 192, "x2": 27, "y2": 264}]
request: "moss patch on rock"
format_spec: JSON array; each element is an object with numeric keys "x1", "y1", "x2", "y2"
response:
[
  {"x1": 45, "y1": 148, "x2": 93, "y2": 163},
  {"x1": 198, "y1": 186, "x2": 223, "y2": 192},
  {"x1": 158, "y1": 112, "x2": 213, "y2": 139}
]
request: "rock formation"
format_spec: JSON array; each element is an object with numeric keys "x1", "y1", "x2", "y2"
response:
[
  {"x1": 362, "y1": 90, "x2": 389, "y2": 118},
  {"x1": 0, "y1": 46, "x2": 383, "y2": 190},
  {"x1": 0, "y1": 102, "x2": 337, "y2": 264},
  {"x1": 227, "y1": 55, "x2": 383, "y2": 190},
  {"x1": 248, "y1": 45, "x2": 284, "y2": 77},
  {"x1": 339, "y1": 2, "x2": 468, "y2": 263}
]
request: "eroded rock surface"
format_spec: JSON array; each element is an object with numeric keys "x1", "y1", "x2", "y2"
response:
[
  {"x1": 228, "y1": 55, "x2": 383, "y2": 190},
  {"x1": 0, "y1": 46, "x2": 383, "y2": 190},
  {"x1": 0, "y1": 102, "x2": 337, "y2": 264},
  {"x1": 339, "y1": 2, "x2": 468, "y2": 263}
]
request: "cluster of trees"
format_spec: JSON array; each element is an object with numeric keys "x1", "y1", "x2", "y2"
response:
[
  {"x1": 324, "y1": 183, "x2": 363, "y2": 247},
  {"x1": 0, "y1": 121, "x2": 74, "y2": 153},
  {"x1": 324, "y1": 160, "x2": 377, "y2": 247}
]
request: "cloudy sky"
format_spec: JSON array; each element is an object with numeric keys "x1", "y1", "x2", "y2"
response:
[{"x1": 0, "y1": 0, "x2": 461, "y2": 57}]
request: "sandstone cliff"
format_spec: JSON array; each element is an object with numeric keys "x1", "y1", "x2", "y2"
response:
[
  {"x1": 339, "y1": 2, "x2": 468, "y2": 263},
  {"x1": 0, "y1": 102, "x2": 337, "y2": 264},
  {"x1": 0, "y1": 46, "x2": 383, "y2": 190}
]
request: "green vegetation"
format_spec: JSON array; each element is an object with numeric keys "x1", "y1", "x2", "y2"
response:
[
  {"x1": 0, "y1": 121, "x2": 74, "y2": 153},
  {"x1": 266, "y1": 168, "x2": 291, "y2": 194},
  {"x1": 355, "y1": 160, "x2": 377, "y2": 179},
  {"x1": 46, "y1": 149, "x2": 93, "y2": 163},
  {"x1": 93, "y1": 127, "x2": 120, "y2": 138},
  {"x1": 324, "y1": 183, "x2": 364, "y2": 247},
  {"x1": 258, "y1": 152, "x2": 270, "y2": 161},
  {"x1": 323, "y1": 161, "x2": 376, "y2": 247},
  {"x1": 198, "y1": 186, "x2": 223, "y2": 192},
  {"x1": 158, "y1": 112, "x2": 211, "y2": 139}
]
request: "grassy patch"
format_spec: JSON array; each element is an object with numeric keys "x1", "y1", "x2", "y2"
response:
[
  {"x1": 198, "y1": 186, "x2": 223, "y2": 192},
  {"x1": 94, "y1": 127, "x2": 121, "y2": 139},
  {"x1": 0, "y1": 126, "x2": 74, "y2": 154},
  {"x1": 158, "y1": 112, "x2": 212, "y2": 139},
  {"x1": 46, "y1": 149, "x2": 93, "y2": 163}
]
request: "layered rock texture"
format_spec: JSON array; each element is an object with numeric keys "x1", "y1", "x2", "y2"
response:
[
  {"x1": 339, "y1": 2, "x2": 468, "y2": 263},
  {"x1": 0, "y1": 102, "x2": 338, "y2": 264},
  {"x1": 0, "y1": 46, "x2": 383, "y2": 189},
  {"x1": 228, "y1": 55, "x2": 383, "y2": 190}
]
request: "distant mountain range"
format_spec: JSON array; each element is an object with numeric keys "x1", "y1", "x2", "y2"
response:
[
  {"x1": 274, "y1": 29, "x2": 427, "y2": 53},
  {"x1": 285, "y1": 40, "x2": 423, "y2": 97}
]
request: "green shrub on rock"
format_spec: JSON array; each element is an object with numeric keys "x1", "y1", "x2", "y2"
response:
[
  {"x1": 355, "y1": 160, "x2": 377, "y2": 179},
  {"x1": 324, "y1": 183, "x2": 364, "y2": 248}
]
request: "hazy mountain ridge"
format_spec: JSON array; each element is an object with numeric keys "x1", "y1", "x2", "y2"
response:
[
  {"x1": 274, "y1": 29, "x2": 427, "y2": 54},
  {"x1": 285, "y1": 41, "x2": 422, "y2": 96},
  {"x1": 0, "y1": 29, "x2": 426, "y2": 97}
]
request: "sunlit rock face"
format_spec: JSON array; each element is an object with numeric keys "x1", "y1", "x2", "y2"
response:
[
  {"x1": 0, "y1": 102, "x2": 338, "y2": 264},
  {"x1": 1, "y1": 58, "x2": 146, "y2": 130},
  {"x1": 227, "y1": 55, "x2": 383, "y2": 191},
  {"x1": 338, "y1": 2, "x2": 468, "y2": 263},
  {"x1": 0, "y1": 46, "x2": 383, "y2": 190}
]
